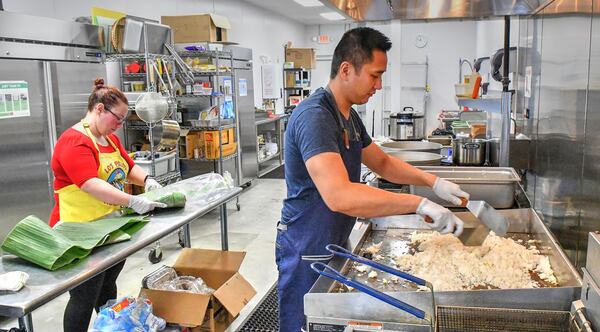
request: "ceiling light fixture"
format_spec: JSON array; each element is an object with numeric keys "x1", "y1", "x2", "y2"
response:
[
  {"x1": 293, "y1": 0, "x2": 324, "y2": 7},
  {"x1": 320, "y1": 11, "x2": 346, "y2": 20}
]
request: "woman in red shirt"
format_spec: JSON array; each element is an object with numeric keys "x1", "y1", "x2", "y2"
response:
[{"x1": 51, "y1": 78, "x2": 164, "y2": 331}]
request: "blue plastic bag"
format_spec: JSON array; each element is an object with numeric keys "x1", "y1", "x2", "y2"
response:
[{"x1": 92, "y1": 296, "x2": 166, "y2": 332}]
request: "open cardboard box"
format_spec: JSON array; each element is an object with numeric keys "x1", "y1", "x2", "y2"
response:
[{"x1": 140, "y1": 248, "x2": 256, "y2": 331}]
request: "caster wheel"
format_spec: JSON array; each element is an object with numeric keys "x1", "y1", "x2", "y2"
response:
[
  {"x1": 148, "y1": 248, "x2": 163, "y2": 264},
  {"x1": 236, "y1": 203, "x2": 241, "y2": 211}
]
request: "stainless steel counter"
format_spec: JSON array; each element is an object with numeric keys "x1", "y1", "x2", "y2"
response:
[
  {"x1": 255, "y1": 114, "x2": 289, "y2": 126},
  {"x1": 0, "y1": 177, "x2": 242, "y2": 320}
]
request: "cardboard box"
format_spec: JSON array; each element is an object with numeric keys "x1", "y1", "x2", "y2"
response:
[
  {"x1": 140, "y1": 249, "x2": 256, "y2": 331},
  {"x1": 161, "y1": 14, "x2": 231, "y2": 43},
  {"x1": 285, "y1": 72, "x2": 296, "y2": 88},
  {"x1": 285, "y1": 48, "x2": 316, "y2": 69},
  {"x1": 202, "y1": 128, "x2": 237, "y2": 160},
  {"x1": 180, "y1": 129, "x2": 200, "y2": 159}
]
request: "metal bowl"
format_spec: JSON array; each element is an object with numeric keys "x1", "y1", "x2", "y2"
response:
[
  {"x1": 380, "y1": 141, "x2": 443, "y2": 154},
  {"x1": 387, "y1": 151, "x2": 443, "y2": 166}
]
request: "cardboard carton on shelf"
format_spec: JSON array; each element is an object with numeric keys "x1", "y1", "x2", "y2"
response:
[
  {"x1": 161, "y1": 14, "x2": 231, "y2": 43},
  {"x1": 140, "y1": 248, "x2": 256, "y2": 332},
  {"x1": 202, "y1": 128, "x2": 236, "y2": 160},
  {"x1": 285, "y1": 47, "x2": 316, "y2": 69}
]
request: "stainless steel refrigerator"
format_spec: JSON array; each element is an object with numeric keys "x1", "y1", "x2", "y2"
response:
[
  {"x1": 0, "y1": 11, "x2": 106, "y2": 241},
  {"x1": 225, "y1": 46, "x2": 258, "y2": 186}
]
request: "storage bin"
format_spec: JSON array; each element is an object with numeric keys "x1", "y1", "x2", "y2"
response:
[{"x1": 134, "y1": 152, "x2": 177, "y2": 177}]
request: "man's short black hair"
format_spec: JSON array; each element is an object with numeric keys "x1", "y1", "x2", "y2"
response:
[{"x1": 330, "y1": 27, "x2": 392, "y2": 79}]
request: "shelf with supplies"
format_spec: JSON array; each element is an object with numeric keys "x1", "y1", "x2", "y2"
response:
[
  {"x1": 169, "y1": 45, "x2": 240, "y2": 186},
  {"x1": 155, "y1": 170, "x2": 181, "y2": 184},
  {"x1": 182, "y1": 152, "x2": 238, "y2": 163},
  {"x1": 106, "y1": 53, "x2": 174, "y2": 62},
  {"x1": 255, "y1": 113, "x2": 286, "y2": 177},
  {"x1": 283, "y1": 46, "x2": 312, "y2": 113},
  {"x1": 180, "y1": 123, "x2": 236, "y2": 131},
  {"x1": 255, "y1": 114, "x2": 289, "y2": 126},
  {"x1": 176, "y1": 93, "x2": 228, "y2": 99},
  {"x1": 284, "y1": 86, "x2": 311, "y2": 90},
  {"x1": 284, "y1": 67, "x2": 311, "y2": 71},
  {"x1": 258, "y1": 152, "x2": 281, "y2": 165}
]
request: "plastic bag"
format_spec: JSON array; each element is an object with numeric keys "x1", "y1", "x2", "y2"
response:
[
  {"x1": 155, "y1": 275, "x2": 215, "y2": 294},
  {"x1": 92, "y1": 296, "x2": 166, "y2": 332}
]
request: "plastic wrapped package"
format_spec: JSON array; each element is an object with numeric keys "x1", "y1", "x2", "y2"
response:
[
  {"x1": 92, "y1": 296, "x2": 166, "y2": 332},
  {"x1": 148, "y1": 172, "x2": 233, "y2": 206},
  {"x1": 154, "y1": 276, "x2": 215, "y2": 295}
]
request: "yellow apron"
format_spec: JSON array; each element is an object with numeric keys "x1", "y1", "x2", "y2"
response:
[{"x1": 55, "y1": 120, "x2": 130, "y2": 222}]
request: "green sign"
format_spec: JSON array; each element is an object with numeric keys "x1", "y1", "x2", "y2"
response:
[{"x1": 0, "y1": 81, "x2": 30, "y2": 119}]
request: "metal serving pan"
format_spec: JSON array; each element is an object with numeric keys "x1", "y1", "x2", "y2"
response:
[
  {"x1": 388, "y1": 151, "x2": 443, "y2": 166},
  {"x1": 305, "y1": 209, "x2": 582, "y2": 331},
  {"x1": 411, "y1": 166, "x2": 521, "y2": 208},
  {"x1": 381, "y1": 141, "x2": 443, "y2": 154}
]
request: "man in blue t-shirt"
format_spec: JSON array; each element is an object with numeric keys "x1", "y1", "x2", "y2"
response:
[{"x1": 276, "y1": 27, "x2": 470, "y2": 332}]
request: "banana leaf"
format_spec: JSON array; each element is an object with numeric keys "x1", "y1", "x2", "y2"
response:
[
  {"x1": 1, "y1": 215, "x2": 147, "y2": 271},
  {"x1": 123, "y1": 191, "x2": 187, "y2": 215}
]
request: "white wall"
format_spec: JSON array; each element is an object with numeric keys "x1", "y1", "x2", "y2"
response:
[
  {"x1": 399, "y1": 20, "x2": 478, "y2": 135},
  {"x1": 3, "y1": 0, "x2": 306, "y2": 111}
]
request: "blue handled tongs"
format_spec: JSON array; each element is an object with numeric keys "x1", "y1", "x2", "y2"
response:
[{"x1": 311, "y1": 244, "x2": 435, "y2": 329}]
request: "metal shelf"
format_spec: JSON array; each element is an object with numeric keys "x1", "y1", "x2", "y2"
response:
[
  {"x1": 186, "y1": 152, "x2": 238, "y2": 162},
  {"x1": 121, "y1": 73, "x2": 147, "y2": 78},
  {"x1": 258, "y1": 152, "x2": 281, "y2": 164},
  {"x1": 191, "y1": 71, "x2": 232, "y2": 76},
  {"x1": 176, "y1": 94, "x2": 227, "y2": 99},
  {"x1": 284, "y1": 86, "x2": 311, "y2": 90},
  {"x1": 155, "y1": 170, "x2": 181, "y2": 184},
  {"x1": 456, "y1": 97, "x2": 502, "y2": 113},
  {"x1": 181, "y1": 123, "x2": 236, "y2": 131},
  {"x1": 284, "y1": 68, "x2": 310, "y2": 71},
  {"x1": 255, "y1": 115, "x2": 289, "y2": 126},
  {"x1": 106, "y1": 53, "x2": 174, "y2": 62},
  {"x1": 179, "y1": 50, "x2": 232, "y2": 58}
]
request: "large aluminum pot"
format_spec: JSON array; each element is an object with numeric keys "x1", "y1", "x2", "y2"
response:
[
  {"x1": 388, "y1": 151, "x2": 442, "y2": 166},
  {"x1": 452, "y1": 138, "x2": 486, "y2": 166},
  {"x1": 151, "y1": 120, "x2": 180, "y2": 152},
  {"x1": 380, "y1": 141, "x2": 442, "y2": 154}
]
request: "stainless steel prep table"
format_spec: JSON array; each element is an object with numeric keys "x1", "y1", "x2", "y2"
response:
[{"x1": 0, "y1": 176, "x2": 242, "y2": 331}]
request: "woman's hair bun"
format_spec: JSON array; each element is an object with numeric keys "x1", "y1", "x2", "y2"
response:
[{"x1": 93, "y1": 78, "x2": 105, "y2": 90}]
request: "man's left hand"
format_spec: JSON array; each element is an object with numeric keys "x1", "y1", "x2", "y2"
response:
[
  {"x1": 432, "y1": 177, "x2": 469, "y2": 205},
  {"x1": 145, "y1": 178, "x2": 162, "y2": 192}
]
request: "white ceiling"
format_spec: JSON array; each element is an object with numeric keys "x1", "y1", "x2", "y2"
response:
[{"x1": 243, "y1": 0, "x2": 352, "y2": 25}]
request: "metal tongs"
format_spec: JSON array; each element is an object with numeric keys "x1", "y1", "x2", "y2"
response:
[{"x1": 311, "y1": 244, "x2": 436, "y2": 330}]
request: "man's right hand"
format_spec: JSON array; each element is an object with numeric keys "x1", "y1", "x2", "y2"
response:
[
  {"x1": 416, "y1": 198, "x2": 464, "y2": 236},
  {"x1": 128, "y1": 195, "x2": 167, "y2": 215}
]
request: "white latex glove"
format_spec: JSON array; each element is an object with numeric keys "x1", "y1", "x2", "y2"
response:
[
  {"x1": 416, "y1": 198, "x2": 464, "y2": 236},
  {"x1": 144, "y1": 178, "x2": 162, "y2": 192},
  {"x1": 128, "y1": 195, "x2": 167, "y2": 215},
  {"x1": 432, "y1": 177, "x2": 470, "y2": 206}
]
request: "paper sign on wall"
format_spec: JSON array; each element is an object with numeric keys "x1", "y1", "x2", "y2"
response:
[
  {"x1": 0, "y1": 81, "x2": 30, "y2": 119},
  {"x1": 261, "y1": 64, "x2": 279, "y2": 99},
  {"x1": 239, "y1": 78, "x2": 248, "y2": 97}
]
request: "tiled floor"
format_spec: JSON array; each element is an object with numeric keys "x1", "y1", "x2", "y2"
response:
[{"x1": 0, "y1": 178, "x2": 286, "y2": 332}]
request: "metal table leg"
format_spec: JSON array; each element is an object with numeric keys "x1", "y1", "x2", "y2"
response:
[
  {"x1": 220, "y1": 203, "x2": 228, "y2": 251},
  {"x1": 18, "y1": 314, "x2": 33, "y2": 332},
  {"x1": 181, "y1": 223, "x2": 191, "y2": 248}
]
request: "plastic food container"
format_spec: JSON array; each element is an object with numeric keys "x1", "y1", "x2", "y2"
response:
[
  {"x1": 454, "y1": 83, "x2": 471, "y2": 98},
  {"x1": 131, "y1": 81, "x2": 145, "y2": 92}
]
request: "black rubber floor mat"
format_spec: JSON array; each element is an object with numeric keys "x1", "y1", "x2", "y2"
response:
[{"x1": 236, "y1": 283, "x2": 279, "y2": 331}]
